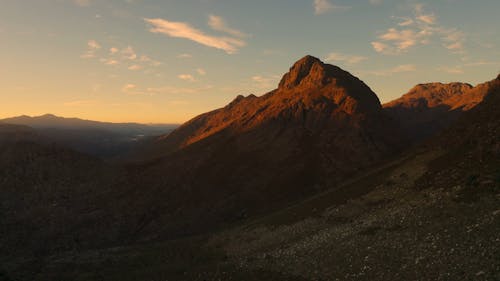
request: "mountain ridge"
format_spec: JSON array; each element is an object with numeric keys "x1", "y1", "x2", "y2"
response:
[
  {"x1": 383, "y1": 78, "x2": 493, "y2": 142},
  {"x1": 141, "y1": 55, "x2": 397, "y2": 161},
  {"x1": 122, "y1": 55, "x2": 407, "y2": 238}
]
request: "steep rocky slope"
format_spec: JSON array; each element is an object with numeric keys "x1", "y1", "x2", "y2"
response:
[
  {"x1": 125, "y1": 56, "x2": 406, "y2": 238},
  {"x1": 383, "y1": 81, "x2": 487, "y2": 142},
  {"x1": 201, "y1": 75, "x2": 500, "y2": 281}
]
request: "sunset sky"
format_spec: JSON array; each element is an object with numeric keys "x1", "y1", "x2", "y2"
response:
[{"x1": 1, "y1": 0, "x2": 499, "y2": 123}]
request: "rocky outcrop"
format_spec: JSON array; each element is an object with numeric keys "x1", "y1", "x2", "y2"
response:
[{"x1": 384, "y1": 81, "x2": 489, "y2": 142}]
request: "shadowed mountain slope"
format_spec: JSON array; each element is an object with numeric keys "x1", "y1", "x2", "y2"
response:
[
  {"x1": 383, "y1": 80, "x2": 488, "y2": 142},
  {"x1": 125, "y1": 56, "x2": 407, "y2": 238}
]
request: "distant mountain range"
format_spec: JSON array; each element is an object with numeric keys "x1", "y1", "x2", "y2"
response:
[
  {"x1": 0, "y1": 114, "x2": 178, "y2": 158},
  {"x1": 1, "y1": 114, "x2": 175, "y2": 133},
  {"x1": 1, "y1": 56, "x2": 498, "y2": 280}
]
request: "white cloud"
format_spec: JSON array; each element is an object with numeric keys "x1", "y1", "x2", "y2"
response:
[
  {"x1": 196, "y1": 68, "x2": 207, "y2": 75},
  {"x1": 122, "y1": 84, "x2": 138, "y2": 93},
  {"x1": 372, "y1": 4, "x2": 466, "y2": 55},
  {"x1": 139, "y1": 55, "x2": 162, "y2": 66},
  {"x1": 144, "y1": 18, "x2": 246, "y2": 54},
  {"x1": 121, "y1": 84, "x2": 154, "y2": 96},
  {"x1": 313, "y1": 0, "x2": 350, "y2": 15},
  {"x1": 208, "y1": 15, "x2": 247, "y2": 38},
  {"x1": 128, "y1": 64, "x2": 143, "y2": 70},
  {"x1": 379, "y1": 28, "x2": 421, "y2": 50},
  {"x1": 396, "y1": 17, "x2": 414, "y2": 27},
  {"x1": 416, "y1": 14, "x2": 436, "y2": 25},
  {"x1": 314, "y1": 0, "x2": 332, "y2": 14},
  {"x1": 177, "y1": 53, "x2": 193, "y2": 59},
  {"x1": 87, "y1": 40, "x2": 100, "y2": 49},
  {"x1": 80, "y1": 39, "x2": 101, "y2": 58},
  {"x1": 121, "y1": 46, "x2": 137, "y2": 60},
  {"x1": 100, "y1": 58, "x2": 119, "y2": 65},
  {"x1": 178, "y1": 74, "x2": 196, "y2": 82},
  {"x1": 371, "y1": 42, "x2": 389, "y2": 53},
  {"x1": 369, "y1": 0, "x2": 383, "y2": 5},
  {"x1": 325, "y1": 52, "x2": 367, "y2": 65}
]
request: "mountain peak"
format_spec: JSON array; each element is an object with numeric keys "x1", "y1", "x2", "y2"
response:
[
  {"x1": 278, "y1": 55, "x2": 352, "y2": 91},
  {"x1": 279, "y1": 55, "x2": 325, "y2": 89}
]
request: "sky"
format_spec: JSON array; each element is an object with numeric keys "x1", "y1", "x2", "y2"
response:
[{"x1": 0, "y1": 0, "x2": 499, "y2": 123}]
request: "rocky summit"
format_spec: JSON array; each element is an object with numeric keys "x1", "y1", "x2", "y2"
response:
[
  {"x1": 383, "y1": 80, "x2": 489, "y2": 142},
  {"x1": 115, "y1": 56, "x2": 410, "y2": 241}
]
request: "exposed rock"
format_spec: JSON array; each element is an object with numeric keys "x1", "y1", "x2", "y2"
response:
[
  {"x1": 383, "y1": 79, "x2": 490, "y2": 142},
  {"x1": 129, "y1": 55, "x2": 406, "y2": 237}
]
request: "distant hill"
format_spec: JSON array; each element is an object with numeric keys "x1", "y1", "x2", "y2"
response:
[{"x1": 0, "y1": 114, "x2": 178, "y2": 158}]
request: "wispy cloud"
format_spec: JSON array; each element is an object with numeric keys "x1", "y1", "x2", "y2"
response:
[
  {"x1": 313, "y1": 0, "x2": 350, "y2": 15},
  {"x1": 101, "y1": 58, "x2": 119, "y2": 65},
  {"x1": 177, "y1": 53, "x2": 193, "y2": 59},
  {"x1": 251, "y1": 74, "x2": 281, "y2": 90},
  {"x1": 208, "y1": 15, "x2": 247, "y2": 38},
  {"x1": 80, "y1": 39, "x2": 101, "y2": 58},
  {"x1": 464, "y1": 60, "x2": 499, "y2": 67},
  {"x1": 83, "y1": 41, "x2": 161, "y2": 72},
  {"x1": 122, "y1": 83, "x2": 213, "y2": 96},
  {"x1": 144, "y1": 18, "x2": 246, "y2": 54},
  {"x1": 178, "y1": 74, "x2": 196, "y2": 82},
  {"x1": 122, "y1": 84, "x2": 138, "y2": 93},
  {"x1": 441, "y1": 29, "x2": 465, "y2": 53},
  {"x1": 128, "y1": 64, "x2": 143, "y2": 70},
  {"x1": 437, "y1": 66, "x2": 464, "y2": 74},
  {"x1": 325, "y1": 52, "x2": 367, "y2": 65},
  {"x1": 196, "y1": 68, "x2": 207, "y2": 76},
  {"x1": 372, "y1": 3, "x2": 466, "y2": 55},
  {"x1": 139, "y1": 55, "x2": 162, "y2": 66},
  {"x1": 147, "y1": 85, "x2": 214, "y2": 95},
  {"x1": 121, "y1": 46, "x2": 137, "y2": 60},
  {"x1": 416, "y1": 14, "x2": 436, "y2": 25}
]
